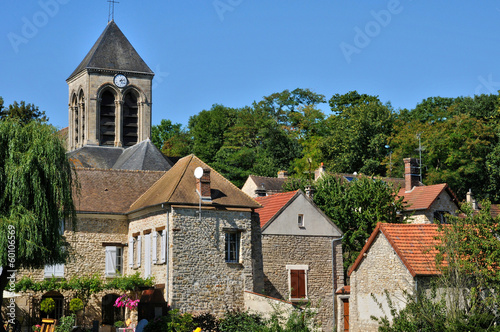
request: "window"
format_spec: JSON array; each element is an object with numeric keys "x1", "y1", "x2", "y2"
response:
[
  {"x1": 100, "y1": 90, "x2": 116, "y2": 145},
  {"x1": 122, "y1": 91, "x2": 138, "y2": 146},
  {"x1": 225, "y1": 232, "x2": 240, "y2": 263},
  {"x1": 286, "y1": 265, "x2": 308, "y2": 301},
  {"x1": 44, "y1": 264, "x2": 64, "y2": 278},
  {"x1": 433, "y1": 210, "x2": 449, "y2": 224},
  {"x1": 105, "y1": 246, "x2": 123, "y2": 277},
  {"x1": 298, "y1": 214, "x2": 305, "y2": 228}
]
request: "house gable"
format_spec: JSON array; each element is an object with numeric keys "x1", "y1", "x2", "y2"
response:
[{"x1": 261, "y1": 192, "x2": 342, "y2": 237}]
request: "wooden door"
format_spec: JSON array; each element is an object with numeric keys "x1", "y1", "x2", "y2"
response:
[{"x1": 342, "y1": 298, "x2": 349, "y2": 331}]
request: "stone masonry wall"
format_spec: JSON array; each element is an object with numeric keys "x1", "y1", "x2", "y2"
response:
[
  {"x1": 349, "y1": 232, "x2": 415, "y2": 332},
  {"x1": 405, "y1": 191, "x2": 458, "y2": 224},
  {"x1": 167, "y1": 207, "x2": 254, "y2": 316},
  {"x1": 261, "y1": 235, "x2": 343, "y2": 331}
]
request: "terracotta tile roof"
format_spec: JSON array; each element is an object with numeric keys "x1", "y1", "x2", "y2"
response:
[
  {"x1": 349, "y1": 223, "x2": 443, "y2": 277},
  {"x1": 74, "y1": 168, "x2": 165, "y2": 214},
  {"x1": 336, "y1": 285, "x2": 350, "y2": 295},
  {"x1": 254, "y1": 191, "x2": 299, "y2": 228},
  {"x1": 397, "y1": 183, "x2": 458, "y2": 211},
  {"x1": 129, "y1": 154, "x2": 261, "y2": 212}
]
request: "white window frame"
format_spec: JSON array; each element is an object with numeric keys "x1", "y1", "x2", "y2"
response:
[
  {"x1": 160, "y1": 230, "x2": 166, "y2": 263},
  {"x1": 44, "y1": 264, "x2": 64, "y2": 278},
  {"x1": 286, "y1": 265, "x2": 309, "y2": 301}
]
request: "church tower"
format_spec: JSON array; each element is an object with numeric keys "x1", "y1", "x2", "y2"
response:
[{"x1": 66, "y1": 20, "x2": 154, "y2": 151}]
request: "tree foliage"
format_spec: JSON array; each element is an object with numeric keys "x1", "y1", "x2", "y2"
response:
[
  {"x1": 0, "y1": 100, "x2": 48, "y2": 123},
  {"x1": 312, "y1": 175, "x2": 407, "y2": 270}
]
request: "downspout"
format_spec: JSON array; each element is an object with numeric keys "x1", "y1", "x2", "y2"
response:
[{"x1": 332, "y1": 235, "x2": 344, "y2": 331}]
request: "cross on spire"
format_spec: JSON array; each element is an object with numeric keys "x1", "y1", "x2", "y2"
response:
[{"x1": 108, "y1": 0, "x2": 119, "y2": 22}]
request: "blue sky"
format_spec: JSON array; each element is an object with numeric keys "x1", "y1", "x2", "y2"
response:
[{"x1": 2, "y1": 1, "x2": 500, "y2": 130}]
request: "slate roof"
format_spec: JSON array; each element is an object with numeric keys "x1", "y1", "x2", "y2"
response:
[
  {"x1": 247, "y1": 175, "x2": 288, "y2": 194},
  {"x1": 68, "y1": 20, "x2": 153, "y2": 80},
  {"x1": 397, "y1": 183, "x2": 458, "y2": 211},
  {"x1": 129, "y1": 154, "x2": 261, "y2": 212},
  {"x1": 349, "y1": 223, "x2": 443, "y2": 277},
  {"x1": 68, "y1": 140, "x2": 173, "y2": 171},
  {"x1": 74, "y1": 168, "x2": 165, "y2": 214},
  {"x1": 254, "y1": 191, "x2": 299, "y2": 228}
]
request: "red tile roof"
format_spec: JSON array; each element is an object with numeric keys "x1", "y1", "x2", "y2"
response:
[
  {"x1": 397, "y1": 183, "x2": 458, "y2": 211},
  {"x1": 254, "y1": 191, "x2": 299, "y2": 228},
  {"x1": 335, "y1": 285, "x2": 350, "y2": 295},
  {"x1": 349, "y1": 223, "x2": 444, "y2": 277}
]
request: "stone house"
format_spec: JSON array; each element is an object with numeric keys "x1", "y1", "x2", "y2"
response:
[
  {"x1": 13, "y1": 19, "x2": 265, "y2": 328},
  {"x1": 254, "y1": 190, "x2": 344, "y2": 331},
  {"x1": 346, "y1": 223, "x2": 442, "y2": 332},
  {"x1": 241, "y1": 172, "x2": 290, "y2": 198},
  {"x1": 397, "y1": 158, "x2": 460, "y2": 224}
]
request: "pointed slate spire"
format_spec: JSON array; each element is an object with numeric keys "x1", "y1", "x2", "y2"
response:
[{"x1": 67, "y1": 20, "x2": 154, "y2": 80}]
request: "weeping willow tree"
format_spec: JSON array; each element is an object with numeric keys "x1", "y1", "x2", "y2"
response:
[{"x1": 0, "y1": 119, "x2": 76, "y2": 329}]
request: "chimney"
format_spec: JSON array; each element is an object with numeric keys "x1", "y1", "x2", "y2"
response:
[
  {"x1": 277, "y1": 170, "x2": 288, "y2": 179},
  {"x1": 254, "y1": 184, "x2": 267, "y2": 197},
  {"x1": 404, "y1": 158, "x2": 420, "y2": 192},
  {"x1": 305, "y1": 186, "x2": 315, "y2": 199},
  {"x1": 315, "y1": 163, "x2": 326, "y2": 181},
  {"x1": 196, "y1": 168, "x2": 211, "y2": 201},
  {"x1": 466, "y1": 189, "x2": 478, "y2": 210}
]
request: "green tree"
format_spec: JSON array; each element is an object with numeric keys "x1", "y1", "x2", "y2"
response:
[
  {"x1": 188, "y1": 104, "x2": 238, "y2": 164},
  {"x1": 390, "y1": 113, "x2": 496, "y2": 200},
  {"x1": 0, "y1": 100, "x2": 48, "y2": 123},
  {"x1": 313, "y1": 175, "x2": 406, "y2": 271},
  {"x1": 396, "y1": 96, "x2": 457, "y2": 123},
  {"x1": 151, "y1": 119, "x2": 184, "y2": 151},
  {"x1": 0, "y1": 120, "x2": 76, "y2": 330},
  {"x1": 320, "y1": 91, "x2": 394, "y2": 175},
  {"x1": 151, "y1": 119, "x2": 192, "y2": 157}
]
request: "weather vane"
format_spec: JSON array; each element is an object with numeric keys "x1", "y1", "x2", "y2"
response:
[{"x1": 108, "y1": 0, "x2": 119, "y2": 22}]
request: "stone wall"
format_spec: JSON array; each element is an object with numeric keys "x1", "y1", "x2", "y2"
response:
[
  {"x1": 404, "y1": 191, "x2": 458, "y2": 224},
  {"x1": 261, "y1": 234, "x2": 343, "y2": 331},
  {"x1": 167, "y1": 206, "x2": 255, "y2": 316},
  {"x1": 349, "y1": 232, "x2": 415, "y2": 332}
]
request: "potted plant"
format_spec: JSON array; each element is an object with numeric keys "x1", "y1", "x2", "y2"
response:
[
  {"x1": 114, "y1": 321, "x2": 125, "y2": 332},
  {"x1": 40, "y1": 298, "x2": 56, "y2": 316},
  {"x1": 69, "y1": 298, "x2": 84, "y2": 326}
]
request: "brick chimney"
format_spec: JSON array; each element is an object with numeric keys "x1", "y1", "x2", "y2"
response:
[
  {"x1": 277, "y1": 170, "x2": 288, "y2": 179},
  {"x1": 196, "y1": 168, "x2": 211, "y2": 201},
  {"x1": 404, "y1": 158, "x2": 420, "y2": 192},
  {"x1": 315, "y1": 162, "x2": 326, "y2": 181}
]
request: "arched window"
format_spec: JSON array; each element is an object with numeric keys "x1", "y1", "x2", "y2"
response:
[
  {"x1": 79, "y1": 90, "x2": 85, "y2": 143},
  {"x1": 100, "y1": 90, "x2": 116, "y2": 146},
  {"x1": 122, "y1": 91, "x2": 139, "y2": 146},
  {"x1": 41, "y1": 291, "x2": 65, "y2": 320},
  {"x1": 102, "y1": 294, "x2": 125, "y2": 325},
  {"x1": 72, "y1": 94, "x2": 78, "y2": 145}
]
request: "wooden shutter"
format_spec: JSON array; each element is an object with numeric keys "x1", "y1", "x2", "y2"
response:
[
  {"x1": 145, "y1": 234, "x2": 151, "y2": 277},
  {"x1": 290, "y1": 270, "x2": 306, "y2": 299},
  {"x1": 105, "y1": 247, "x2": 117, "y2": 277},
  {"x1": 136, "y1": 235, "x2": 142, "y2": 267},
  {"x1": 161, "y1": 230, "x2": 166, "y2": 263},
  {"x1": 152, "y1": 231, "x2": 158, "y2": 264},
  {"x1": 128, "y1": 237, "x2": 134, "y2": 268}
]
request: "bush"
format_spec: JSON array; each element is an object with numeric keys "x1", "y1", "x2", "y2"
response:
[
  {"x1": 55, "y1": 315, "x2": 75, "y2": 332},
  {"x1": 192, "y1": 313, "x2": 219, "y2": 332},
  {"x1": 143, "y1": 310, "x2": 195, "y2": 332},
  {"x1": 219, "y1": 310, "x2": 265, "y2": 332},
  {"x1": 69, "y1": 298, "x2": 84, "y2": 313},
  {"x1": 40, "y1": 298, "x2": 55, "y2": 314}
]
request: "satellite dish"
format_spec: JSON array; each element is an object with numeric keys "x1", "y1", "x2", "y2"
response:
[{"x1": 194, "y1": 167, "x2": 204, "y2": 179}]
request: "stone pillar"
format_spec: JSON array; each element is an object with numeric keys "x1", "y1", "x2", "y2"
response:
[{"x1": 114, "y1": 99, "x2": 123, "y2": 147}]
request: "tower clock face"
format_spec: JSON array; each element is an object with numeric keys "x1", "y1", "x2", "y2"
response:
[{"x1": 113, "y1": 74, "x2": 128, "y2": 88}]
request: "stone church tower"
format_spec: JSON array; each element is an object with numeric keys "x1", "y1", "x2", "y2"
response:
[{"x1": 66, "y1": 20, "x2": 154, "y2": 151}]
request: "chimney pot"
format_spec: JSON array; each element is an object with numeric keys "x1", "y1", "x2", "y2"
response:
[{"x1": 278, "y1": 170, "x2": 288, "y2": 179}]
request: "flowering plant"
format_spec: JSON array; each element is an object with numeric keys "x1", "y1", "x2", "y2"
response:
[
  {"x1": 114, "y1": 294, "x2": 139, "y2": 310},
  {"x1": 32, "y1": 325, "x2": 42, "y2": 332}
]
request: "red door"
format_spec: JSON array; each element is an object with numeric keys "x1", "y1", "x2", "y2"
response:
[{"x1": 342, "y1": 298, "x2": 349, "y2": 331}]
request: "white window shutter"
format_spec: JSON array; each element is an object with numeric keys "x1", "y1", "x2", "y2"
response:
[
  {"x1": 161, "y1": 230, "x2": 166, "y2": 263},
  {"x1": 54, "y1": 264, "x2": 64, "y2": 277},
  {"x1": 128, "y1": 237, "x2": 134, "y2": 268},
  {"x1": 105, "y1": 246, "x2": 117, "y2": 277},
  {"x1": 145, "y1": 234, "x2": 151, "y2": 277},
  {"x1": 136, "y1": 235, "x2": 142, "y2": 267},
  {"x1": 44, "y1": 265, "x2": 53, "y2": 278},
  {"x1": 152, "y1": 231, "x2": 158, "y2": 264}
]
